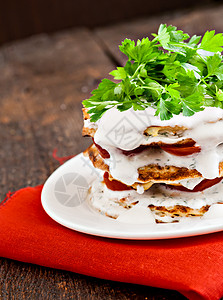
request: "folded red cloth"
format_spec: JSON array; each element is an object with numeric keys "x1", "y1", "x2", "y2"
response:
[{"x1": 1, "y1": 185, "x2": 223, "y2": 300}]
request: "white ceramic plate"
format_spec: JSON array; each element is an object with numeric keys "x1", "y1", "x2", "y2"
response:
[{"x1": 41, "y1": 153, "x2": 223, "y2": 240}]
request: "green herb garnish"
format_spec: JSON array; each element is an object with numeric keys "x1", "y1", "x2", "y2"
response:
[{"x1": 83, "y1": 24, "x2": 223, "y2": 122}]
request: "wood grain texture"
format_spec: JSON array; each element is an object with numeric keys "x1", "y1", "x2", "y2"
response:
[
  {"x1": 0, "y1": 0, "x2": 210, "y2": 44},
  {"x1": 95, "y1": 3, "x2": 223, "y2": 66},
  {"x1": 0, "y1": 28, "x2": 114, "y2": 199},
  {"x1": 0, "y1": 258, "x2": 186, "y2": 300},
  {"x1": 3, "y1": 6, "x2": 219, "y2": 298},
  {"x1": 0, "y1": 26, "x2": 186, "y2": 299}
]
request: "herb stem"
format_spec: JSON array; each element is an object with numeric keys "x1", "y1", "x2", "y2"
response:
[
  {"x1": 132, "y1": 64, "x2": 144, "y2": 78},
  {"x1": 84, "y1": 25, "x2": 223, "y2": 122},
  {"x1": 148, "y1": 77, "x2": 171, "y2": 84}
]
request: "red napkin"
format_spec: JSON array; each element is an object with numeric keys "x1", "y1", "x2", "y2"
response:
[{"x1": 1, "y1": 185, "x2": 223, "y2": 300}]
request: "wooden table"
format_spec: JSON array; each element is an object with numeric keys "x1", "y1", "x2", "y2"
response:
[{"x1": 1, "y1": 4, "x2": 223, "y2": 299}]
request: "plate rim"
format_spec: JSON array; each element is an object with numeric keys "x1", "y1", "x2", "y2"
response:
[{"x1": 41, "y1": 153, "x2": 223, "y2": 240}]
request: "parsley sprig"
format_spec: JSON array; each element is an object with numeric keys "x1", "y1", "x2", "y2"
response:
[{"x1": 83, "y1": 24, "x2": 223, "y2": 122}]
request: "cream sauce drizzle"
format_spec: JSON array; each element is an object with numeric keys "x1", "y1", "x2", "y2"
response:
[
  {"x1": 89, "y1": 178, "x2": 223, "y2": 222},
  {"x1": 91, "y1": 107, "x2": 223, "y2": 185}
]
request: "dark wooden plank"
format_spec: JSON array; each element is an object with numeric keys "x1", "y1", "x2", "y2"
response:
[
  {"x1": 0, "y1": 121, "x2": 47, "y2": 197},
  {"x1": 0, "y1": 28, "x2": 114, "y2": 199},
  {"x1": 0, "y1": 27, "x2": 186, "y2": 300},
  {"x1": 95, "y1": 3, "x2": 223, "y2": 66},
  {"x1": 0, "y1": 0, "x2": 211, "y2": 44},
  {"x1": 0, "y1": 71, "x2": 48, "y2": 198},
  {"x1": 0, "y1": 258, "x2": 186, "y2": 300}
]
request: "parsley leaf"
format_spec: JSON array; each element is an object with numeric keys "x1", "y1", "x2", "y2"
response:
[
  {"x1": 83, "y1": 24, "x2": 223, "y2": 121},
  {"x1": 181, "y1": 92, "x2": 204, "y2": 116},
  {"x1": 206, "y1": 54, "x2": 222, "y2": 76},
  {"x1": 119, "y1": 38, "x2": 157, "y2": 64},
  {"x1": 109, "y1": 67, "x2": 127, "y2": 80},
  {"x1": 199, "y1": 30, "x2": 223, "y2": 52}
]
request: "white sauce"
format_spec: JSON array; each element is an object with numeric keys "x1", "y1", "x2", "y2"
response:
[
  {"x1": 136, "y1": 184, "x2": 145, "y2": 194},
  {"x1": 117, "y1": 206, "x2": 155, "y2": 224},
  {"x1": 84, "y1": 118, "x2": 97, "y2": 131},
  {"x1": 202, "y1": 203, "x2": 223, "y2": 219},
  {"x1": 89, "y1": 179, "x2": 223, "y2": 223},
  {"x1": 168, "y1": 177, "x2": 203, "y2": 190},
  {"x1": 90, "y1": 107, "x2": 223, "y2": 185}
]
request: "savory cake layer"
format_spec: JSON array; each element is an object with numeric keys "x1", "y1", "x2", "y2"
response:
[
  {"x1": 83, "y1": 106, "x2": 223, "y2": 186},
  {"x1": 83, "y1": 107, "x2": 192, "y2": 146},
  {"x1": 87, "y1": 178, "x2": 223, "y2": 223},
  {"x1": 82, "y1": 26, "x2": 223, "y2": 223},
  {"x1": 84, "y1": 144, "x2": 223, "y2": 185}
]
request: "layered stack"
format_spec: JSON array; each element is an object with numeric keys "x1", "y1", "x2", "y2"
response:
[{"x1": 83, "y1": 106, "x2": 223, "y2": 223}]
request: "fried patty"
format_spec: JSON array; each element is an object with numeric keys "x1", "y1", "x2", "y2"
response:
[
  {"x1": 84, "y1": 144, "x2": 109, "y2": 172},
  {"x1": 87, "y1": 181, "x2": 211, "y2": 223},
  {"x1": 82, "y1": 107, "x2": 195, "y2": 146},
  {"x1": 84, "y1": 143, "x2": 223, "y2": 184},
  {"x1": 149, "y1": 204, "x2": 210, "y2": 223},
  {"x1": 82, "y1": 108, "x2": 97, "y2": 137}
]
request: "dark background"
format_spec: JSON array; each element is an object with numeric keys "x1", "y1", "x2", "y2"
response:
[
  {"x1": 1, "y1": 1, "x2": 223, "y2": 300},
  {"x1": 0, "y1": 0, "x2": 220, "y2": 45}
]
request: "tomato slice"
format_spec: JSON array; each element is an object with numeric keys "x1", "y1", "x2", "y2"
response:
[
  {"x1": 94, "y1": 136, "x2": 200, "y2": 158},
  {"x1": 103, "y1": 172, "x2": 132, "y2": 191},
  {"x1": 160, "y1": 143, "x2": 201, "y2": 156},
  {"x1": 121, "y1": 145, "x2": 148, "y2": 156},
  {"x1": 166, "y1": 177, "x2": 223, "y2": 193},
  {"x1": 93, "y1": 139, "x2": 110, "y2": 159},
  {"x1": 93, "y1": 138, "x2": 148, "y2": 158}
]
